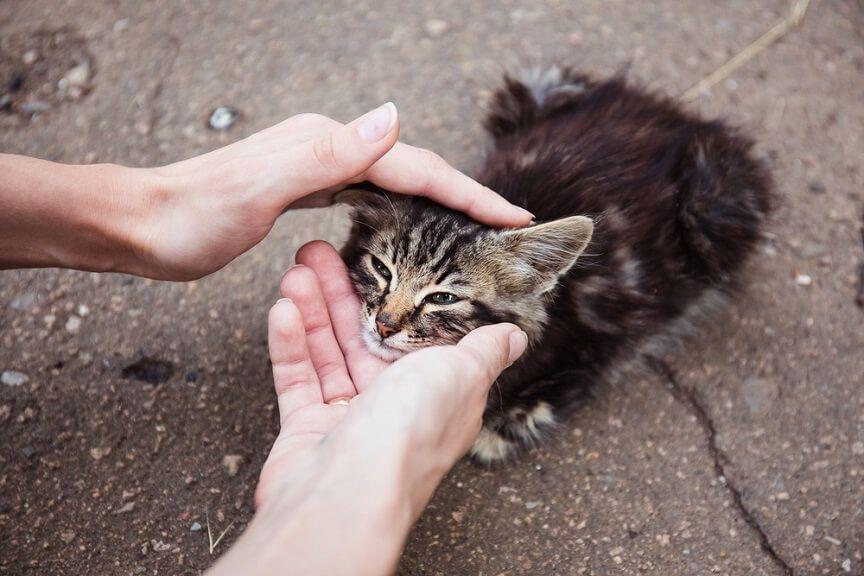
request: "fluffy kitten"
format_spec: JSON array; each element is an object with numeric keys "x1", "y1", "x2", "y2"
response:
[{"x1": 341, "y1": 66, "x2": 772, "y2": 463}]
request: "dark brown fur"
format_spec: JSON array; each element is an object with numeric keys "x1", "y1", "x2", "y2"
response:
[{"x1": 342, "y1": 67, "x2": 773, "y2": 462}]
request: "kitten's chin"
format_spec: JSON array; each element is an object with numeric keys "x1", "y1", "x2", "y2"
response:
[{"x1": 361, "y1": 329, "x2": 410, "y2": 361}]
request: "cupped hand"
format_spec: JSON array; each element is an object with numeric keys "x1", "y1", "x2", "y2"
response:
[
  {"x1": 255, "y1": 241, "x2": 528, "y2": 513},
  {"x1": 131, "y1": 104, "x2": 532, "y2": 280}
]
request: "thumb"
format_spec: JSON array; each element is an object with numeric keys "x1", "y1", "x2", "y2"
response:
[
  {"x1": 455, "y1": 324, "x2": 529, "y2": 390},
  {"x1": 280, "y1": 102, "x2": 399, "y2": 199}
]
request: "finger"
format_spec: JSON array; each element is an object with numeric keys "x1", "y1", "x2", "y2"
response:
[
  {"x1": 364, "y1": 142, "x2": 534, "y2": 227},
  {"x1": 295, "y1": 240, "x2": 388, "y2": 386},
  {"x1": 270, "y1": 103, "x2": 400, "y2": 203},
  {"x1": 454, "y1": 323, "x2": 528, "y2": 391},
  {"x1": 280, "y1": 265, "x2": 357, "y2": 402},
  {"x1": 268, "y1": 299, "x2": 324, "y2": 422}
]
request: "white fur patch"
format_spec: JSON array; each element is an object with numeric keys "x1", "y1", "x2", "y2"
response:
[
  {"x1": 471, "y1": 427, "x2": 516, "y2": 464},
  {"x1": 471, "y1": 402, "x2": 557, "y2": 463}
]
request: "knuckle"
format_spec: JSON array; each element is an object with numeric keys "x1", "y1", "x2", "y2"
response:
[{"x1": 312, "y1": 132, "x2": 341, "y2": 171}]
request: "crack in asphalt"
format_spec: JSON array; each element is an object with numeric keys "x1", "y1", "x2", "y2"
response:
[{"x1": 646, "y1": 356, "x2": 794, "y2": 576}]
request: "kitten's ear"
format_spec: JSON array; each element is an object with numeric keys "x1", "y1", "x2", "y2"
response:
[
  {"x1": 500, "y1": 216, "x2": 594, "y2": 293},
  {"x1": 334, "y1": 184, "x2": 392, "y2": 221}
]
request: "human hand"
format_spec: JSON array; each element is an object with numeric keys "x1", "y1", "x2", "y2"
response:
[
  {"x1": 255, "y1": 240, "x2": 528, "y2": 514},
  {"x1": 126, "y1": 104, "x2": 532, "y2": 280}
]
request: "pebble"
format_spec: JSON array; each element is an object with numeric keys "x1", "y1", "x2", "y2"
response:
[
  {"x1": 208, "y1": 107, "x2": 238, "y2": 131},
  {"x1": 151, "y1": 539, "x2": 171, "y2": 552},
  {"x1": 794, "y1": 273, "x2": 812, "y2": 287},
  {"x1": 423, "y1": 19, "x2": 450, "y2": 37},
  {"x1": 853, "y1": 442, "x2": 864, "y2": 455},
  {"x1": 19, "y1": 101, "x2": 50, "y2": 114},
  {"x1": 740, "y1": 377, "x2": 778, "y2": 414},
  {"x1": 223, "y1": 454, "x2": 243, "y2": 476},
  {"x1": 22, "y1": 50, "x2": 39, "y2": 65},
  {"x1": 60, "y1": 531, "x2": 76, "y2": 544},
  {"x1": 113, "y1": 502, "x2": 136, "y2": 514},
  {"x1": 2, "y1": 371, "x2": 29, "y2": 386},
  {"x1": 65, "y1": 315, "x2": 82, "y2": 333},
  {"x1": 807, "y1": 180, "x2": 826, "y2": 194},
  {"x1": 77, "y1": 304, "x2": 90, "y2": 317},
  {"x1": 114, "y1": 18, "x2": 129, "y2": 32},
  {"x1": 190, "y1": 522, "x2": 203, "y2": 532},
  {"x1": 842, "y1": 559, "x2": 852, "y2": 572},
  {"x1": 9, "y1": 294, "x2": 35, "y2": 311}
]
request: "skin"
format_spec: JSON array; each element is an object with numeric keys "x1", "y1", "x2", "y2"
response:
[
  {"x1": 0, "y1": 104, "x2": 532, "y2": 574},
  {"x1": 211, "y1": 242, "x2": 527, "y2": 576},
  {"x1": 0, "y1": 102, "x2": 532, "y2": 280}
]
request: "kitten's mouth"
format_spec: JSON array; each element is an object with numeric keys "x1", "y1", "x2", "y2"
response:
[{"x1": 361, "y1": 328, "x2": 411, "y2": 361}]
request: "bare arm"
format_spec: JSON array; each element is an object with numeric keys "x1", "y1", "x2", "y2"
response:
[{"x1": 0, "y1": 104, "x2": 532, "y2": 280}]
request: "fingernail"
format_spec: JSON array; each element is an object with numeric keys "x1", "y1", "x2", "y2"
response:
[
  {"x1": 357, "y1": 102, "x2": 397, "y2": 143},
  {"x1": 507, "y1": 330, "x2": 529, "y2": 364},
  {"x1": 277, "y1": 297, "x2": 293, "y2": 305}
]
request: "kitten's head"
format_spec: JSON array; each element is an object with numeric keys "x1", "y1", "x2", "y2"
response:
[{"x1": 340, "y1": 189, "x2": 593, "y2": 360}]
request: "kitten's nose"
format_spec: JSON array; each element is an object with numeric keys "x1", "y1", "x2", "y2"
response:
[{"x1": 376, "y1": 314, "x2": 398, "y2": 338}]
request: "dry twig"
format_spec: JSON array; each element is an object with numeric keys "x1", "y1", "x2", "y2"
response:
[{"x1": 680, "y1": 0, "x2": 811, "y2": 102}]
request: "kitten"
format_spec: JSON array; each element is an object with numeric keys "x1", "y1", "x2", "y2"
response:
[{"x1": 341, "y1": 66, "x2": 772, "y2": 463}]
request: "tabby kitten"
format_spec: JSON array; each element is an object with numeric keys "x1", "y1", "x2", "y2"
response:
[{"x1": 341, "y1": 66, "x2": 772, "y2": 463}]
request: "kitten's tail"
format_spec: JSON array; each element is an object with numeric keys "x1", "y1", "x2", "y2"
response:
[
  {"x1": 676, "y1": 124, "x2": 774, "y2": 282},
  {"x1": 483, "y1": 65, "x2": 591, "y2": 139}
]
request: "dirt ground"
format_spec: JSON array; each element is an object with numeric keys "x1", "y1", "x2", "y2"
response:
[{"x1": 1, "y1": 1, "x2": 863, "y2": 575}]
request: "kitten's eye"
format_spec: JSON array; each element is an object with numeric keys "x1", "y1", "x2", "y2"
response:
[
  {"x1": 370, "y1": 255, "x2": 392, "y2": 281},
  {"x1": 425, "y1": 292, "x2": 460, "y2": 305}
]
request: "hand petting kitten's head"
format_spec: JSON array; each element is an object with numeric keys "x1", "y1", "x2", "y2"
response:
[{"x1": 340, "y1": 188, "x2": 593, "y2": 360}]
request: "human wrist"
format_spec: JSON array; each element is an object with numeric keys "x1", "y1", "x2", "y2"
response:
[
  {"x1": 0, "y1": 156, "x2": 146, "y2": 274},
  {"x1": 213, "y1": 449, "x2": 415, "y2": 576}
]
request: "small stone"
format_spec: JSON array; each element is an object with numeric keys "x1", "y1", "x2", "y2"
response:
[
  {"x1": 807, "y1": 180, "x2": 826, "y2": 194},
  {"x1": 18, "y1": 101, "x2": 50, "y2": 114},
  {"x1": 185, "y1": 370, "x2": 199, "y2": 383},
  {"x1": 22, "y1": 50, "x2": 39, "y2": 65},
  {"x1": 151, "y1": 539, "x2": 171, "y2": 552},
  {"x1": 852, "y1": 441, "x2": 864, "y2": 456},
  {"x1": 222, "y1": 454, "x2": 243, "y2": 476},
  {"x1": 776, "y1": 491, "x2": 790, "y2": 501},
  {"x1": 740, "y1": 377, "x2": 779, "y2": 414},
  {"x1": 90, "y1": 446, "x2": 111, "y2": 460},
  {"x1": 208, "y1": 107, "x2": 238, "y2": 131},
  {"x1": 451, "y1": 511, "x2": 464, "y2": 523},
  {"x1": 63, "y1": 63, "x2": 90, "y2": 87},
  {"x1": 2, "y1": 370, "x2": 29, "y2": 386},
  {"x1": 114, "y1": 18, "x2": 129, "y2": 32},
  {"x1": 824, "y1": 535, "x2": 842, "y2": 546},
  {"x1": 60, "y1": 531, "x2": 76, "y2": 544},
  {"x1": 842, "y1": 559, "x2": 852, "y2": 573},
  {"x1": 805, "y1": 525, "x2": 815, "y2": 536},
  {"x1": 190, "y1": 522, "x2": 203, "y2": 532},
  {"x1": 9, "y1": 294, "x2": 35, "y2": 311},
  {"x1": 22, "y1": 446, "x2": 36, "y2": 458},
  {"x1": 65, "y1": 315, "x2": 82, "y2": 333},
  {"x1": 77, "y1": 304, "x2": 90, "y2": 317},
  {"x1": 423, "y1": 19, "x2": 449, "y2": 37},
  {"x1": 113, "y1": 502, "x2": 136, "y2": 514},
  {"x1": 794, "y1": 273, "x2": 812, "y2": 287},
  {"x1": 121, "y1": 357, "x2": 175, "y2": 384},
  {"x1": 0, "y1": 405, "x2": 10, "y2": 421},
  {"x1": 134, "y1": 120, "x2": 152, "y2": 136}
]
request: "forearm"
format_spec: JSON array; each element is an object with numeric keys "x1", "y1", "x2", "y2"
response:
[{"x1": 0, "y1": 154, "x2": 153, "y2": 274}]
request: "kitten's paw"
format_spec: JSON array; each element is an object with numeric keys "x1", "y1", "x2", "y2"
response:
[{"x1": 470, "y1": 401, "x2": 557, "y2": 464}]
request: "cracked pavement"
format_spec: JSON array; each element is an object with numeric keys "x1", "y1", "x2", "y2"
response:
[{"x1": 2, "y1": 1, "x2": 863, "y2": 574}]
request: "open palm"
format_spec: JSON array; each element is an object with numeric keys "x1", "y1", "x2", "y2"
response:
[{"x1": 256, "y1": 240, "x2": 391, "y2": 507}]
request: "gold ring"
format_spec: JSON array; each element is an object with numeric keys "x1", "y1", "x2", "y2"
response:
[{"x1": 327, "y1": 396, "x2": 352, "y2": 406}]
